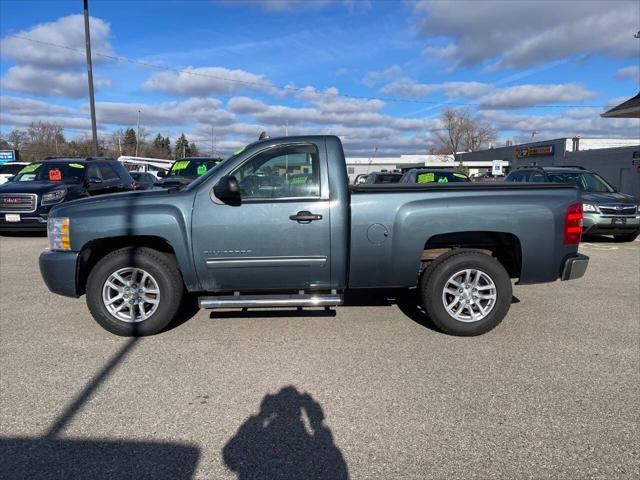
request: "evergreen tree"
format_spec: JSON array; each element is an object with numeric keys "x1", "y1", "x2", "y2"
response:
[
  {"x1": 189, "y1": 142, "x2": 199, "y2": 156},
  {"x1": 122, "y1": 128, "x2": 137, "y2": 156},
  {"x1": 174, "y1": 133, "x2": 189, "y2": 158}
]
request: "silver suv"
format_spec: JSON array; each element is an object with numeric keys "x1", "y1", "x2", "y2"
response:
[{"x1": 505, "y1": 166, "x2": 639, "y2": 242}]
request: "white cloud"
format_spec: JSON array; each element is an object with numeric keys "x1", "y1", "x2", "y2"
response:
[
  {"x1": 143, "y1": 67, "x2": 276, "y2": 96},
  {"x1": 479, "y1": 109, "x2": 640, "y2": 140},
  {"x1": 476, "y1": 83, "x2": 597, "y2": 109},
  {"x1": 379, "y1": 78, "x2": 438, "y2": 97},
  {"x1": 414, "y1": 0, "x2": 639, "y2": 69},
  {"x1": 362, "y1": 65, "x2": 404, "y2": 87},
  {"x1": 0, "y1": 14, "x2": 113, "y2": 68},
  {"x1": 614, "y1": 65, "x2": 640, "y2": 82},
  {"x1": 0, "y1": 15, "x2": 115, "y2": 99},
  {"x1": 0, "y1": 95, "x2": 78, "y2": 116},
  {"x1": 93, "y1": 98, "x2": 235, "y2": 127},
  {"x1": 1, "y1": 65, "x2": 113, "y2": 99}
]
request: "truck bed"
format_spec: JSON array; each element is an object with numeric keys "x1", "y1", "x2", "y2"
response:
[{"x1": 348, "y1": 182, "x2": 581, "y2": 288}]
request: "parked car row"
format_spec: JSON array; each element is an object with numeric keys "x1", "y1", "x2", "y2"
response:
[
  {"x1": 0, "y1": 156, "x2": 220, "y2": 231},
  {"x1": 504, "y1": 165, "x2": 639, "y2": 242},
  {"x1": 357, "y1": 168, "x2": 470, "y2": 185}
]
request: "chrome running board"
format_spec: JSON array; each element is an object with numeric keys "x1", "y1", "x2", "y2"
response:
[{"x1": 198, "y1": 293, "x2": 343, "y2": 309}]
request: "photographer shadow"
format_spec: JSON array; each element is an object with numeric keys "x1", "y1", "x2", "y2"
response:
[{"x1": 223, "y1": 386, "x2": 348, "y2": 480}]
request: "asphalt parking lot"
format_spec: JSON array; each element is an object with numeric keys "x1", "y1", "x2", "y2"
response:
[{"x1": 1, "y1": 235, "x2": 638, "y2": 479}]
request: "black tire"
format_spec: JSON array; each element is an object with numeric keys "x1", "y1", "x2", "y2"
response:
[
  {"x1": 613, "y1": 233, "x2": 639, "y2": 243},
  {"x1": 420, "y1": 251, "x2": 512, "y2": 336},
  {"x1": 86, "y1": 247, "x2": 184, "y2": 336}
]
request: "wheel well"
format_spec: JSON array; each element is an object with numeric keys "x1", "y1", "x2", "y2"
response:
[
  {"x1": 77, "y1": 236, "x2": 177, "y2": 295},
  {"x1": 423, "y1": 231, "x2": 522, "y2": 278}
]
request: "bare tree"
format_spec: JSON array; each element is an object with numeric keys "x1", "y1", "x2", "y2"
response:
[{"x1": 435, "y1": 107, "x2": 496, "y2": 159}]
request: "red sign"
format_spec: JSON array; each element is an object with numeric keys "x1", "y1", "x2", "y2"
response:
[{"x1": 49, "y1": 168, "x2": 62, "y2": 181}]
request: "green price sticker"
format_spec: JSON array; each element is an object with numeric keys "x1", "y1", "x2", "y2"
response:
[
  {"x1": 172, "y1": 160, "x2": 190, "y2": 172},
  {"x1": 197, "y1": 164, "x2": 208, "y2": 176},
  {"x1": 18, "y1": 163, "x2": 41, "y2": 174},
  {"x1": 290, "y1": 175, "x2": 308, "y2": 185},
  {"x1": 437, "y1": 176, "x2": 449, "y2": 183},
  {"x1": 69, "y1": 163, "x2": 85, "y2": 169},
  {"x1": 453, "y1": 173, "x2": 467, "y2": 179},
  {"x1": 418, "y1": 172, "x2": 435, "y2": 183}
]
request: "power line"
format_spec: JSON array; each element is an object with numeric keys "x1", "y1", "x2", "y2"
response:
[{"x1": 4, "y1": 34, "x2": 608, "y2": 110}]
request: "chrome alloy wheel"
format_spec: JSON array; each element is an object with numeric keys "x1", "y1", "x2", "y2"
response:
[
  {"x1": 441, "y1": 268, "x2": 497, "y2": 323},
  {"x1": 102, "y1": 267, "x2": 161, "y2": 323}
]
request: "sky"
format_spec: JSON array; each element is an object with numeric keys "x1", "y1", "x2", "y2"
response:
[{"x1": 0, "y1": 0, "x2": 639, "y2": 156}]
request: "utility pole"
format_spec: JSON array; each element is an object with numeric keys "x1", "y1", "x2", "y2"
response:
[
  {"x1": 211, "y1": 126, "x2": 214, "y2": 156},
  {"x1": 135, "y1": 110, "x2": 140, "y2": 157},
  {"x1": 285, "y1": 120, "x2": 289, "y2": 136},
  {"x1": 83, "y1": 0, "x2": 98, "y2": 156}
]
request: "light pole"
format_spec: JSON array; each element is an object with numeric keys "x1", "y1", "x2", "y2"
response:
[
  {"x1": 135, "y1": 110, "x2": 140, "y2": 157},
  {"x1": 83, "y1": 0, "x2": 98, "y2": 156}
]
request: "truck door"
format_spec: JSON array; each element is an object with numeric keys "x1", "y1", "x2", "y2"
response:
[{"x1": 191, "y1": 143, "x2": 331, "y2": 292}]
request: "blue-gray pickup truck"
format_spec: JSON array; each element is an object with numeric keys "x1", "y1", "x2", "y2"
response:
[{"x1": 39, "y1": 135, "x2": 589, "y2": 337}]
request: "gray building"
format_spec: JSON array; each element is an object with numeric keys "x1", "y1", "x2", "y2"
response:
[{"x1": 459, "y1": 138, "x2": 640, "y2": 198}]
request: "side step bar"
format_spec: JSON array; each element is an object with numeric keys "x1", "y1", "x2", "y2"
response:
[{"x1": 199, "y1": 293, "x2": 343, "y2": 309}]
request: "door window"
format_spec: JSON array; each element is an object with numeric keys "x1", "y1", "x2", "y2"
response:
[
  {"x1": 99, "y1": 163, "x2": 119, "y2": 181},
  {"x1": 232, "y1": 145, "x2": 320, "y2": 199}
]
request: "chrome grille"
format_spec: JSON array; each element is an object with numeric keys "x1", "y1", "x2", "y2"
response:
[
  {"x1": 0, "y1": 194, "x2": 37, "y2": 213},
  {"x1": 598, "y1": 205, "x2": 637, "y2": 217}
]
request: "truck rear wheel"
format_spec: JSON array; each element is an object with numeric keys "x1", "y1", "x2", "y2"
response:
[
  {"x1": 86, "y1": 247, "x2": 184, "y2": 336},
  {"x1": 420, "y1": 251, "x2": 512, "y2": 336}
]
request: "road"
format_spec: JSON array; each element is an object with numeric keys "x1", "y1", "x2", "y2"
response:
[{"x1": 1, "y1": 235, "x2": 638, "y2": 479}]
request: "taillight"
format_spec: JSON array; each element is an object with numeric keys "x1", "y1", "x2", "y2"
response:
[{"x1": 564, "y1": 202, "x2": 583, "y2": 245}]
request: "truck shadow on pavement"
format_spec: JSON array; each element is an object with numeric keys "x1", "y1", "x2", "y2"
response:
[
  {"x1": 223, "y1": 385, "x2": 349, "y2": 480},
  {"x1": 0, "y1": 337, "x2": 200, "y2": 480}
]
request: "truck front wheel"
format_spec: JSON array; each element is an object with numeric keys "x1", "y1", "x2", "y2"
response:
[
  {"x1": 86, "y1": 247, "x2": 184, "y2": 336},
  {"x1": 420, "y1": 251, "x2": 512, "y2": 336}
]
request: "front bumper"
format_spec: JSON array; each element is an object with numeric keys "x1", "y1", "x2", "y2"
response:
[
  {"x1": 561, "y1": 254, "x2": 589, "y2": 281},
  {"x1": 0, "y1": 214, "x2": 47, "y2": 231},
  {"x1": 39, "y1": 250, "x2": 80, "y2": 297},
  {"x1": 583, "y1": 212, "x2": 640, "y2": 236}
]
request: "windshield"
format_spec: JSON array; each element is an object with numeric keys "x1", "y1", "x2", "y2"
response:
[
  {"x1": 12, "y1": 162, "x2": 85, "y2": 183},
  {"x1": 184, "y1": 153, "x2": 237, "y2": 191},
  {"x1": 167, "y1": 159, "x2": 221, "y2": 179},
  {"x1": 414, "y1": 171, "x2": 470, "y2": 183},
  {"x1": 0, "y1": 163, "x2": 26, "y2": 176},
  {"x1": 547, "y1": 172, "x2": 615, "y2": 193}
]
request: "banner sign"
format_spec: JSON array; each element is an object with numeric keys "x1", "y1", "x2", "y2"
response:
[
  {"x1": 515, "y1": 144, "x2": 555, "y2": 159},
  {"x1": 0, "y1": 150, "x2": 17, "y2": 164},
  {"x1": 492, "y1": 160, "x2": 503, "y2": 175}
]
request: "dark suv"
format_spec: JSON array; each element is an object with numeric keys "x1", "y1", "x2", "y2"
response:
[
  {"x1": 505, "y1": 166, "x2": 639, "y2": 242},
  {"x1": 0, "y1": 157, "x2": 134, "y2": 231},
  {"x1": 364, "y1": 171, "x2": 403, "y2": 184},
  {"x1": 155, "y1": 157, "x2": 221, "y2": 188}
]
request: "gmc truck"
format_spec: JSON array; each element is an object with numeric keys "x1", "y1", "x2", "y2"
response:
[{"x1": 39, "y1": 135, "x2": 589, "y2": 337}]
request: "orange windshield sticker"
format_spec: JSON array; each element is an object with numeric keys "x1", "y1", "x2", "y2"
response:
[{"x1": 49, "y1": 168, "x2": 62, "y2": 181}]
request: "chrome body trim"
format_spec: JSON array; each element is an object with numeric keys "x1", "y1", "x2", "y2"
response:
[{"x1": 206, "y1": 256, "x2": 327, "y2": 268}]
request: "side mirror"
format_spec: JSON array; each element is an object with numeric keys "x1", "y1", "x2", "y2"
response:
[
  {"x1": 214, "y1": 175, "x2": 240, "y2": 201},
  {"x1": 157, "y1": 170, "x2": 166, "y2": 178},
  {"x1": 87, "y1": 176, "x2": 102, "y2": 185}
]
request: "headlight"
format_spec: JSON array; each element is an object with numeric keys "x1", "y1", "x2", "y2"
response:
[
  {"x1": 48, "y1": 217, "x2": 71, "y2": 251},
  {"x1": 582, "y1": 203, "x2": 599, "y2": 213},
  {"x1": 42, "y1": 188, "x2": 67, "y2": 205}
]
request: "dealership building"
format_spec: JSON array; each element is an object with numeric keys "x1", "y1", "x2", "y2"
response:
[{"x1": 458, "y1": 137, "x2": 640, "y2": 197}]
